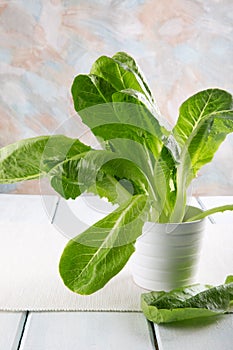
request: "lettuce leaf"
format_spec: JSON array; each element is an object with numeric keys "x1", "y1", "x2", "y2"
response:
[
  {"x1": 0, "y1": 135, "x2": 91, "y2": 184},
  {"x1": 59, "y1": 194, "x2": 149, "y2": 294},
  {"x1": 141, "y1": 276, "x2": 233, "y2": 324},
  {"x1": 171, "y1": 88, "x2": 233, "y2": 222}
]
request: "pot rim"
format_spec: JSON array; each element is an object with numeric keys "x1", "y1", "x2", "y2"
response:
[{"x1": 146, "y1": 205, "x2": 206, "y2": 226}]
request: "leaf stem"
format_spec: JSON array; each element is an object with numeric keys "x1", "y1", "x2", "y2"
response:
[{"x1": 186, "y1": 204, "x2": 233, "y2": 222}]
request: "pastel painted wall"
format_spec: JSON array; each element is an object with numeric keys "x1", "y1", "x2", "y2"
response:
[{"x1": 0, "y1": 0, "x2": 232, "y2": 195}]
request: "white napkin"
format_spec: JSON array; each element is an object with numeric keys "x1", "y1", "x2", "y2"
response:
[{"x1": 0, "y1": 221, "x2": 232, "y2": 311}]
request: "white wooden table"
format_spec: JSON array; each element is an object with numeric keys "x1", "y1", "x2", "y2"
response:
[{"x1": 0, "y1": 194, "x2": 232, "y2": 350}]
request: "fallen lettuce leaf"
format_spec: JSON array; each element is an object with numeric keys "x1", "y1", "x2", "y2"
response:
[{"x1": 141, "y1": 276, "x2": 233, "y2": 324}]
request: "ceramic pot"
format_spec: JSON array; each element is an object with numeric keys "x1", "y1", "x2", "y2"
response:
[{"x1": 131, "y1": 206, "x2": 206, "y2": 291}]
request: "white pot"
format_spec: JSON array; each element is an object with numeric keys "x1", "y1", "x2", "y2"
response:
[{"x1": 130, "y1": 206, "x2": 206, "y2": 291}]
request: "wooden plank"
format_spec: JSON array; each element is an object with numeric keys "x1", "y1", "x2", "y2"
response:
[
  {"x1": 154, "y1": 314, "x2": 233, "y2": 350},
  {"x1": 0, "y1": 312, "x2": 26, "y2": 350},
  {"x1": 20, "y1": 312, "x2": 154, "y2": 350},
  {"x1": 0, "y1": 194, "x2": 58, "y2": 223},
  {"x1": 198, "y1": 196, "x2": 233, "y2": 224}
]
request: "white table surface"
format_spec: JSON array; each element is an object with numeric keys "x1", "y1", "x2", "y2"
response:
[{"x1": 0, "y1": 194, "x2": 232, "y2": 350}]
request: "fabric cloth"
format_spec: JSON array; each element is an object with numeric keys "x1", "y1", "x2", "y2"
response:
[{"x1": 0, "y1": 222, "x2": 232, "y2": 311}]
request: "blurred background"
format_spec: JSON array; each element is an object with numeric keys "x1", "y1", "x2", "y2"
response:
[{"x1": 0, "y1": 0, "x2": 232, "y2": 195}]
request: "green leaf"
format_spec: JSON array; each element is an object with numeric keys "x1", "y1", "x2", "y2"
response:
[
  {"x1": 50, "y1": 153, "x2": 87, "y2": 200},
  {"x1": 111, "y1": 89, "x2": 169, "y2": 153},
  {"x1": 96, "y1": 158, "x2": 149, "y2": 201},
  {"x1": 72, "y1": 52, "x2": 180, "y2": 172},
  {"x1": 174, "y1": 88, "x2": 233, "y2": 175},
  {"x1": 174, "y1": 89, "x2": 232, "y2": 142},
  {"x1": 92, "y1": 123, "x2": 161, "y2": 159},
  {"x1": 89, "y1": 53, "x2": 180, "y2": 162},
  {"x1": 93, "y1": 173, "x2": 132, "y2": 205},
  {"x1": 59, "y1": 194, "x2": 149, "y2": 294},
  {"x1": 89, "y1": 52, "x2": 175, "y2": 152},
  {"x1": 171, "y1": 89, "x2": 233, "y2": 222},
  {"x1": 71, "y1": 52, "x2": 165, "y2": 144},
  {"x1": 71, "y1": 74, "x2": 116, "y2": 112},
  {"x1": 90, "y1": 54, "x2": 148, "y2": 97},
  {"x1": 50, "y1": 150, "x2": 149, "y2": 202},
  {"x1": 112, "y1": 51, "x2": 155, "y2": 104},
  {"x1": 71, "y1": 77, "x2": 166, "y2": 161},
  {"x1": 141, "y1": 277, "x2": 233, "y2": 324},
  {"x1": 225, "y1": 276, "x2": 233, "y2": 284},
  {"x1": 111, "y1": 90, "x2": 180, "y2": 169},
  {"x1": 190, "y1": 116, "x2": 233, "y2": 174},
  {"x1": 0, "y1": 136, "x2": 49, "y2": 183},
  {"x1": 0, "y1": 135, "x2": 90, "y2": 184},
  {"x1": 79, "y1": 100, "x2": 172, "y2": 167}
]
